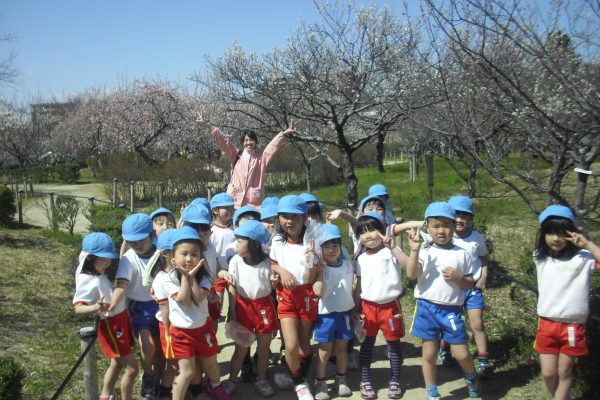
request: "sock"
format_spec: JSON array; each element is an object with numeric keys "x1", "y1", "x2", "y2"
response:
[
  {"x1": 426, "y1": 384, "x2": 439, "y2": 397},
  {"x1": 289, "y1": 368, "x2": 304, "y2": 385},
  {"x1": 440, "y1": 340, "x2": 451, "y2": 351},
  {"x1": 188, "y1": 383, "x2": 203, "y2": 397},
  {"x1": 299, "y1": 353, "x2": 313, "y2": 378},
  {"x1": 464, "y1": 370, "x2": 478, "y2": 382},
  {"x1": 386, "y1": 339, "x2": 403, "y2": 383},
  {"x1": 478, "y1": 352, "x2": 489, "y2": 367},
  {"x1": 157, "y1": 384, "x2": 172, "y2": 397},
  {"x1": 359, "y1": 335, "x2": 376, "y2": 383}
]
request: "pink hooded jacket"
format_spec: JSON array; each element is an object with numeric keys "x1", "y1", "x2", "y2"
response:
[{"x1": 211, "y1": 127, "x2": 287, "y2": 208}]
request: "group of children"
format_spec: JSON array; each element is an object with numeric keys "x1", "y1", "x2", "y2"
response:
[{"x1": 73, "y1": 184, "x2": 599, "y2": 400}]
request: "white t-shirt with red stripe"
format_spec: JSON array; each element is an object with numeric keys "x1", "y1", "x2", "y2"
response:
[
  {"x1": 152, "y1": 270, "x2": 211, "y2": 329},
  {"x1": 535, "y1": 249, "x2": 598, "y2": 323},
  {"x1": 270, "y1": 236, "x2": 311, "y2": 285},
  {"x1": 356, "y1": 247, "x2": 403, "y2": 304},
  {"x1": 116, "y1": 248, "x2": 154, "y2": 302},
  {"x1": 228, "y1": 255, "x2": 272, "y2": 299},
  {"x1": 211, "y1": 224, "x2": 236, "y2": 270},
  {"x1": 73, "y1": 273, "x2": 126, "y2": 318}
]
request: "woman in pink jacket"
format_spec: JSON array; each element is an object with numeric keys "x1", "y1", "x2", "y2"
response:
[{"x1": 197, "y1": 111, "x2": 295, "y2": 208}]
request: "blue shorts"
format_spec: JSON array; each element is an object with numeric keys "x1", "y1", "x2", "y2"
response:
[
  {"x1": 411, "y1": 299, "x2": 468, "y2": 344},
  {"x1": 464, "y1": 288, "x2": 485, "y2": 310},
  {"x1": 314, "y1": 310, "x2": 354, "y2": 343},
  {"x1": 128, "y1": 300, "x2": 159, "y2": 337}
]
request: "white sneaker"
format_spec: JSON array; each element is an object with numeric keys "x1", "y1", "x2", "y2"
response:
[
  {"x1": 294, "y1": 383, "x2": 314, "y2": 400},
  {"x1": 314, "y1": 380, "x2": 330, "y2": 400},
  {"x1": 273, "y1": 372, "x2": 295, "y2": 390}
]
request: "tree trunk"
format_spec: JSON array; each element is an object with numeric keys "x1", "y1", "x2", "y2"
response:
[
  {"x1": 340, "y1": 149, "x2": 359, "y2": 212},
  {"x1": 574, "y1": 161, "x2": 590, "y2": 217},
  {"x1": 304, "y1": 162, "x2": 313, "y2": 193},
  {"x1": 426, "y1": 154, "x2": 434, "y2": 202},
  {"x1": 467, "y1": 161, "x2": 478, "y2": 198},
  {"x1": 376, "y1": 131, "x2": 385, "y2": 173}
]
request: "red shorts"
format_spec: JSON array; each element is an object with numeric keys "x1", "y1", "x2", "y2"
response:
[
  {"x1": 276, "y1": 284, "x2": 318, "y2": 321},
  {"x1": 170, "y1": 320, "x2": 219, "y2": 359},
  {"x1": 159, "y1": 321, "x2": 176, "y2": 360},
  {"x1": 214, "y1": 277, "x2": 229, "y2": 294},
  {"x1": 236, "y1": 295, "x2": 278, "y2": 334},
  {"x1": 98, "y1": 310, "x2": 134, "y2": 359},
  {"x1": 361, "y1": 298, "x2": 405, "y2": 341},
  {"x1": 208, "y1": 287, "x2": 222, "y2": 322},
  {"x1": 535, "y1": 317, "x2": 588, "y2": 356}
]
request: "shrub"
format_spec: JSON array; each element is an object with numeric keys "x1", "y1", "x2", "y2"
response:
[
  {"x1": 55, "y1": 163, "x2": 80, "y2": 183},
  {"x1": 54, "y1": 195, "x2": 81, "y2": 234},
  {"x1": 0, "y1": 186, "x2": 16, "y2": 226},
  {"x1": 0, "y1": 356, "x2": 25, "y2": 400},
  {"x1": 87, "y1": 204, "x2": 129, "y2": 246}
]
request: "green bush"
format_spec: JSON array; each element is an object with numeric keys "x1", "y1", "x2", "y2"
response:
[
  {"x1": 14, "y1": 163, "x2": 81, "y2": 184},
  {"x1": 55, "y1": 163, "x2": 80, "y2": 183},
  {"x1": 0, "y1": 186, "x2": 16, "y2": 226},
  {"x1": 0, "y1": 356, "x2": 25, "y2": 400},
  {"x1": 87, "y1": 204, "x2": 130, "y2": 246}
]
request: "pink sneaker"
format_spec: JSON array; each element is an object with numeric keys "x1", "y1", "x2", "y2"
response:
[
  {"x1": 254, "y1": 377, "x2": 275, "y2": 397},
  {"x1": 202, "y1": 380, "x2": 231, "y2": 400},
  {"x1": 273, "y1": 372, "x2": 294, "y2": 390}
]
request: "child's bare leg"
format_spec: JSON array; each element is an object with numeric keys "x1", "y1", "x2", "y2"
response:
[
  {"x1": 199, "y1": 354, "x2": 221, "y2": 385},
  {"x1": 316, "y1": 342, "x2": 333, "y2": 379},
  {"x1": 229, "y1": 344, "x2": 250, "y2": 380},
  {"x1": 101, "y1": 359, "x2": 122, "y2": 397},
  {"x1": 117, "y1": 354, "x2": 139, "y2": 400},
  {"x1": 468, "y1": 308, "x2": 488, "y2": 354},
  {"x1": 539, "y1": 353, "x2": 559, "y2": 396},
  {"x1": 173, "y1": 358, "x2": 195, "y2": 400},
  {"x1": 421, "y1": 340, "x2": 438, "y2": 386},
  {"x1": 333, "y1": 339, "x2": 348, "y2": 375},
  {"x1": 450, "y1": 343, "x2": 476, "y2": 373},
  {"x1": 280, "y1": 317, "x2": 301, "y2": 372},
  {"x1": 138, "y1": 329, "x2": 157, "y2": 374},
  {"x1": 255, "y1": 333, "x2": 272, "y2": 379},
  {"x1": 554, "y1": 353, "x2": 575, "y2": 400},
  {"x1": 299, "y1": 320, "x2": 315, "y2": 377}
]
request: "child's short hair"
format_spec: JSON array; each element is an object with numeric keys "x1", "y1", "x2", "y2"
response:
[
  {"x1": 245, "y1": 238, "x2": 269, "y2": 265},
  {"x1": 80, "y1": 254, "x2": 101, "y2": 275},
  {"x1": 322, "y1": 238, "x2": 342, "y2": 247},
  {"x1": 356, "y1": 213, "x2": 386, "y2": 236},
  {"x1": 535, "y1": 217, "x2": 579, "y2": 261},
  {"x1": 306, "y1": 201, "x2": 322, "y2": 220},
  {"x1": 360, "y1": 195, "x2": 386, "y2": 213}
]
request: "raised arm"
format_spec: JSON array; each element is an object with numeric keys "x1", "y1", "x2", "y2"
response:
[
  {"x1": 196, "y1": 110, "x2": 239, "y2": 161},
  {"x1": 327, "y1": 209, "x2": 358, "y2": 233},
  {"x1": 404, "y1": 227, "x2": 422, "y2": 280},
  {"x1": 262, "y1": 121, "x2": 295, "y2": 166}
]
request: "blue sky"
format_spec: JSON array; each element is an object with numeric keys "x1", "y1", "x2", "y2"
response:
[{"x1": 2, "y1": 0, "x2": 406, "y2": 102}]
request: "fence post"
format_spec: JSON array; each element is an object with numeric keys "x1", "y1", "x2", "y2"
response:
[
  {"x1": 28, "y1": 175, "x2": 33, "y2": 195},
  {"x1": 112, "y1": 177, "x2": 118, "y2": 207},
  {"x1": 49, "y1": 192, "x2": 55, "y2": 228},
  {"x1": 78, "y1": 327, "x2": 98, "y2": 400},
  {"x1": 158, "y1": 181, "x2": 164, "y2": 207},
  {"x1": 17, "y1": 189, "x2": 24, "y2": 225},
  {"x1": 88, "y1": 197, "x2": 95, "y2": 208},
  {"x1": 130, "y1": 180, "x2": 135, "y2": 212},
  {"x1": 23, "y1": 177, "x2": 28, "y2": 198}
]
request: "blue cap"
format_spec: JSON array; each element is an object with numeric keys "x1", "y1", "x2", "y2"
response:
[
  {"x1": 156, "y1": 228, "x2": 177, "y2": 251},
  {"x1": 150, "y1": 207, "x2": 175, "y2": 220},
  {"x1": 210, "y1": 192, "x2": 234, "y2": 208},
  {"x1": 424, "y1": 202, "x2": 456, "y2": 220},
  {"x1": 262, "y1": 196, "x2": 279, "y2": 207},
  {"x1": 299, "y1": 192, "x2": 318, "y2": 203},
  {"x1": 260, "y1": 197, "x2": 279, "y2": 220},
  {"x1": 182, "y1": 203, "x2": 211, "y2": 225},
  {"x1": 173, "y1": 226, "x2": 201, "y2": 246},
  {"x1": 318, "y1": 224, "x2": 342, "y2": 244},
  {"x1": 234, "y1": 205, "x2": 260, "y2": 226},
  {"x1": 539, "y1": 205, "x2": 575, "y2": 224},
  {"x1": 191, "y1": 197, "x2": 211, "y2": 211},
  {"x1": 368, "y1": 183, "x2": 388, "y2": 197},
  {"x1": 82, "y1": 232, "x2": 117, "y2": 259},
  {"x1": 234, "y1": 220, "x2": 270, "y2": 245},
  {"x1": 360, "y1": 195, "x2": 386, "y2": 212},
  {"x1": 278, "y1": 195, "x2": 307, "y2": 215},
  {"x1": 448, "y1": 195, "x2": 473, "y2": 214},
  {"x1": 358, "y1": 212, "x2": 386, "y2": 225},
  {"x1": 122, "y1": 213, "x2": 153, "y2": 241}
]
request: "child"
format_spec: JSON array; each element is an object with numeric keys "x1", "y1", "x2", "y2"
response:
[
  {"x1": 223, "y1": 220, "x2": 278, "y2": 397},
  {"x1": 110, "y1": 213, "x2": 164, "y2": 398},
  {"x1": 534, "y1": 205, "x2": 600, "y2": 400},
  {"x1": 367, "y1": 183, "x2": 396, "y2": 227},
  {"x1": 210, "y1": 192, "x2": 237, "y2": 307},
  {"x1": 270, "y1": 194, "x2": 320, "y2": 400},
  {"x1": 312, "y1": 224, "x2": 354, "y2": 400},
  {"x1": 437, "y1": 195, "x2": 491, "y2": 377},
  {"x1": 152, "y1": 227, "x2": 229, "y2": 400},
  {"x1": 73, "y1": 232, "x2": 139, "y2": 400},
  {"x1": 120, "y1": 207, "x2": 176, "y2": 257},
  {"x1": 299, "y1": 192, "x2": 324, "y2": 223},
  {"x1": 405, "y1": 202, "x2": 480, "y2": 399},
  {"x1": 354, "y1": 213, "x2": 407, "y2": 400},
  {"x1": 260, "y1": 196, "x2": 279, "y2": 243},
  {"x1": 224, "y1": 205, "x2": 262, "y2": 263}
]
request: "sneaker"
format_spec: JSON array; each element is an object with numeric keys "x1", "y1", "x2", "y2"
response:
[
  {"x1": 254, "y1": 377, "x2": 275, "y2": 397},
  {"x1": 240, "y1": 354, "x2": 256, "y2": 382},
  {"x1": 336, "y1": 375, "x2": 352, "y2": 397},
  {"x1": 347, "y1": 351, "x2": 358, "y2": 371},
  {"x1": 221, "y1": 379, "x2": 238, "y2": 395},
  {"x1": 426, "y1": 385, "x2": 441, "y2": 400},
  {"x1": 141, "y1": 373, "x2": 155, "y2": 398},
  {"x1": 465, "y1": 376, "x2": 481, "y2": 398},
  {"x1": 314, "y1": 380, "x2": 330, "y2": 400},
  {"x1": 388, "y1": 381, "x2": 401, "y2": 399},
  {"x1": 273, "y1": 372, "x2": 295, "y2": 390},
  {"x1": 478, "y1": 364, "x2": 492, "y2": 380},
  {"x1": 360, "y1": 381, "x2": 377, "y2": 400},
  {"x1": 294, "y1": 382, "x2": 315, "y2": 400},
  {"x1": 204, "y1": 382, "x2": 231, "y2": 400},
  {"x1": 427, "y1": 395, "x2": 441, "y2": 400},
  {"x1": 437, "y1": 348, "x2": 455, "y2": 367}
]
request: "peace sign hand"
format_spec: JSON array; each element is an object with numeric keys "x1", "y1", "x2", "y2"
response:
[
  {"x1": 565, "y1": 231, "x2": 589, "y2": 248},
  {"x1": 282, "y1": 119, "x2": 296, "y2": 137},
  {"x1": 377, "y1": 231, "x2": 395, "y2": 250},
  {"x1": 195, "y1": 109, "x2": 210, "y2": 128},
  {"x1": 408, "y1": 227, "x2": 422, "y2": 252}
]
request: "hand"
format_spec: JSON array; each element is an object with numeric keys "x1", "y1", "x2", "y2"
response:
[
  {"x1": 352, "y1": 309, "x2": 364, "y2": 322},
  {"x1": 475, "y1": 273, "x2": 487, "y2": 289},
  {"x1": 278, "y1": 269, "x2": 298, "y2": 290},
  {"x1": 326, "y1": 209, "x2": 343, "y2": 222},
  {"x1": 565, "y1": 231, "x2": 589, "y2": 248},
  {"x1": 270, "y1": 272, "x2": 281, "y2": 288},
  {"x1": 377, "y1": 231, "x2": 395, "y2": 250},
  {"x1": 281, "y1": 119, "x2": 296, "y2": 137},
  {"x1": 96, "y1": 297, "x2": 110, "y2": 313},
  {"x1": 314, "y1": 259, "x2": 327, "y2": 274},
  {"x1": 408, "y1": 227, "x2": 421, "y2": 252},
  {"x1": 177, "y1": 259, "x2": 205, "y2": 278},
  {"x1": 221, "y1": 271, "x2": 237, "y2": 287},
  {"x1": 149, "y1": 287, "x2": 158, "y2": 302},
  {"x1": 195, "y1": 109, "x2": 210, "y2": 128},
  {"x1": 441, "y1": 267, "x2": 460, "y2": 282}
]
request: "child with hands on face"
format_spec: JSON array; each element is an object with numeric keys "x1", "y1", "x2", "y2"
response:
[
  {"x1": 404, "y1": 202, "x2": 480, "y2": 400},
  {"x1": 73, "y1": 233, "x2": 139, "y2": 400},
  {"x1": 533, "y1": 205, "x2": 600, "y2": 400},
  {"x1": 354, "y1": 213, "x2": 408, "y2": 400},
  {"x1": 151, "y1": 227, "x2": 229, "y2": 400}
]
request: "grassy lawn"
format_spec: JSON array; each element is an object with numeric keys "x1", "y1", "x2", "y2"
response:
[{"x1": 1, "y1": 157, "x2": 598, "y2": 399}]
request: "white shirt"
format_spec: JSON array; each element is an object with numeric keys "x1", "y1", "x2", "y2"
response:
[
  {"x1": 270, "y1": 236, "x2": 311, "y2": 285},
  {"x1": 211, "y1": 224, "x2": 236, "y2": 270},
  {"x1": 318, "y1": 259, "x2": 355, "y2": 314},
  {"x1": 452, "y1": 230, "x2": 488, "y2": 281},
  {"x1": 73, "y1": 273, "x2": 126, "y2": 319},
  {"x1": 152, "y1": 270, "x2": 211, "y2": 329},
  {"x1": 116, "y1": 248, "x2": 154, "y2": 302},
  {"x1": 357, "y1": 247, "x2": 403, "y2": 304},
  {"x1": 204, "y1": 243, "x2": 219, "y2": 283},
  {"x1": 414, "y1": 244, "x2": 472, "y2": 306},
  {"x1": 228, "y1": 255, "x2": 272, "y2": 299},
  {"x1": 535, "y1": 249, "x2": 598, "y2": 323}
]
